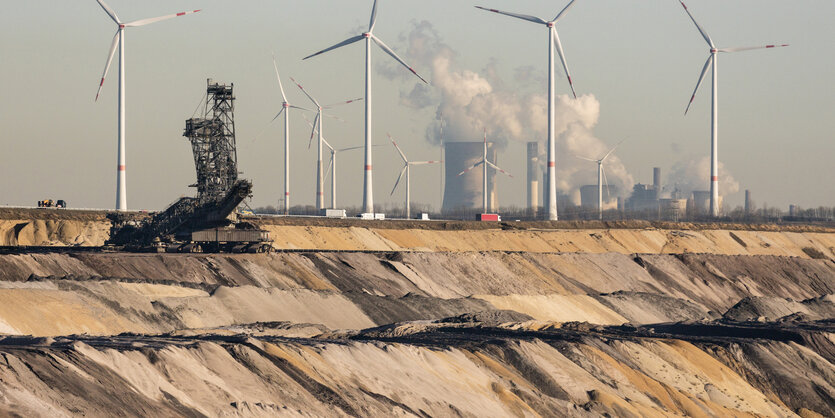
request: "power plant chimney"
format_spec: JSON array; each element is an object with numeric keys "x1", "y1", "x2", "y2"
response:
[
  {"x1": 653, "y1": 167, "x2": 661, "y2": 198},
  {"x1": 526, "y1": 142, "x2": 540, "y2": 216}
]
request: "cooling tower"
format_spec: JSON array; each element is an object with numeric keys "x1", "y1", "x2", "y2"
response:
[
  {"x1": 579, "y1": 185, "x2": 619, "y2": 209},
  {"x1": 690, "y1": 190, "x2": 722, "y2": 216},
  {"x1": 442, "y1": 141, "x2": 498, "y2": 213}
]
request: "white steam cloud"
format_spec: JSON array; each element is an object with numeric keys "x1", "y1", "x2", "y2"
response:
[
  {"x1": 667, "y1": 156, "x2": 740, "y2": 198},
  {"x1": 387, "y1": 21, "x2": 634, "y2": 200}
]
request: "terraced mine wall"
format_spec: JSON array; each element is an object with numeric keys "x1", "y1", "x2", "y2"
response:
[{"x1": 1, "y1": 210, "x2": 834, "y2": 416}]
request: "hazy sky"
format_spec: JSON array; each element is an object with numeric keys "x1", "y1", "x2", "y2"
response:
[{"x1": 1, "y1": 0, "x2": 832, "y2": 212}]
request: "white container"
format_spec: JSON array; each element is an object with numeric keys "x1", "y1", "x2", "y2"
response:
[{"x1": 322, "y1": 209, "x2": 347, "y2": 218}]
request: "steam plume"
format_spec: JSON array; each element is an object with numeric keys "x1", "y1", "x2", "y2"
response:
[{"x1": 389, "y1": 21, "x2": 634, "y2": 200}]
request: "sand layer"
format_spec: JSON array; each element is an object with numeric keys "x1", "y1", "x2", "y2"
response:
[{"x1": 0, "y1": 218, "x2": 833, "y2": 416}]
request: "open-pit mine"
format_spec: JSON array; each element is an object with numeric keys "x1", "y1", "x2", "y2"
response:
[{"x1": 0, "y1": 208, "x2": 834, "y2": 417}]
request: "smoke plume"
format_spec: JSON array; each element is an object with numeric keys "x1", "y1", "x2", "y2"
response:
[{"x1": 388, "y1": 21, "x2": 634, "y2": 200}]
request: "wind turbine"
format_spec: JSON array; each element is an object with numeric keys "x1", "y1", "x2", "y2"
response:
[
  {"x1": 289, "y1": 78, "x2": 361, "y2": 211},
  {"x1": 677, "y1": 0, "x2": 787, "y2": 217},
  {"x1": 475, "y1": 1, "x2": 579, "y2": 221},
  {"x1": 303, "y1": 114, "x2": 381, "y2": 209},
  {"x1": 577, "y1": 139, "x2": 625, "y2": 220},
  {"x1": 388, "y1": 134, "x2": 441, "y2": 219},
  {"x1": 458, "y1": 129, "x2": 513, "y2": 214},
  {"x1": 303, "y1": 0, "x2": 428, "y2": 215},
  {"x1": 93, "y1": 0, "x2": 200, "y2": 211},
  {"x1": 270, "y1": 55, "x2": 310, "y2": 215}
]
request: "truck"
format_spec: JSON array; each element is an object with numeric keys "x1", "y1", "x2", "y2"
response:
[{"x1": 37, "y1": 199, "x2": 66, "y2": 208}]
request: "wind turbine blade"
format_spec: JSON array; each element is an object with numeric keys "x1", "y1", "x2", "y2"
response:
[
  {"x1": 601, "y1": 164, "x2": 611, "y2": 201},
  {"x1": 685, "y1": 55, "x2": 713, "y2": 115},
  {"x1": 458, "y1": 161, "x2": 484, "y2": 176},
  {"x1": 325, "y1": 114, "x2": 346, "y2": 122},
  {"x1": 678, "y1": 1, "x2": 714, "y2": 48},
  {"x1": 552, "y1": 0, "x2": 578, "y2": 23},
  {"x1": 308, "y1": 113, "x2": 320, "y2": 149},
  {"x1": 323, "y1": 98, "x2": 363, "y2": 109},
  {"x1": 553, "y1": 29, "x2": 577, "y2": 99},
  {"x1": 289, "y1": 77, "x2": 320, "y2": 108},
  {"x1": 474, "y1": 6, "x2": 547, "y2": 25},
  {"x1": 338, "y1": 144, "x2": 384, "y2": 153},
  {"x1": 95, "y1": 30, "x2": 121, "y2": 101},
  {"x1": 289, "y1": 105, "x2": 311, "y2": 111},
  {"x1": 601, "y1": 138, "x2": 627, "y2": 161},
  {"x1": 390, "y1": 166, "x2": 407, "y2": 196},
  {"x1": 303, "y1": 35, "x2": 365, "y2": 60},
  {"x1": 272, "y1": 53, "x2": 288, "y2": 102},
  {"x1": 325, "y1": 154, "x2": 334, "y2": 179},
  {"x1": 486, "y1": 160, "x2": 513, "y2": 178},
  {"x1": 322, "y1": 136, "x2": 334, "y2": 151},
  {"x1": 718, "y1": 44, "x2": 789, "y2": 53},
  {"x1": 95, "y1": 0, "x2": 121, "y2": 24},
  {"x1": 270, "y1": 107, "x2": 285, "y2": 123},
  {"x1": 388, "y1": 133, "x2": 408, "y2": 163},
  {"x1": 409, "y1": 161, "x2": 441, "y2": 165},
  {"x1": 575, "y1": 155, "x2": 598, "y2": 162},
  {"x1": 371, "y1": 34, "x2": 428, "y2": 84},
  {"x1": 368, "y1": 0, "x2": 379, "y2": 32},
  {"x1": 124, "y1": 9, "x2": 200, "y2": 27}
]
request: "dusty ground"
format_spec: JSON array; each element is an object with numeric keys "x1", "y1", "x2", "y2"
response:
[{"x1": 0, "y1": 209, "x2": 833, "y2": 416}]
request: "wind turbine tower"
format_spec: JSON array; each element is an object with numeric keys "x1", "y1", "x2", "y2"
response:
[
  {"x1": 577, "y1": 140, "x2": 624, "y2": 220},
  {"x1": 388, "y1": 134, "x2": 441, "y2": 219},
  {"x1": 270, "y1": 56, "x2": 309, "y2": 215},
  {"x1": 304, "y1": 0, "x2": 428, "y2": 216},
  {"x1": 677, "y1": 1, "x2": 787, "y2": 217},
  {"x1": 290, "y1": 78, "x2": 360, "y2": 211},
  {"x1": 458, "y1": 129, "x2": 513, "y2": 214},
  {"x1": 93, "y1": 0, "x2": 200, "y2": 211},
  {"x1": 476, "y1": 1, "x2": 579, "y2": 221}
]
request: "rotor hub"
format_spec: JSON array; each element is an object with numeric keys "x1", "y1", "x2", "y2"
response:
[
  {"x1": 710, "y1": 48, "x2": 717, "y2": 53},
  {"x1": 363, "y1": 32, "x2": 371, "y2": 38},
  {"x1": 547, "y1": 22, "x2": 554, "y2": 28}
]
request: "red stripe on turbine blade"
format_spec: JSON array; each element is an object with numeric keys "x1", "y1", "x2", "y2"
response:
[
  {"x1": 711, "y1": 176, "x2": 718, "y2": 181},
  {"x1": 766, "y1": 45, "x2": 774, "y2": 48},
  {"x1": 490, "y1": 9, "x2": 499, "y2": 12},
  {"x1": 365, "y1": 165, "x2": 372, "y2": 170},
  {"x1": 177, "y1": 12, "x2": 185, "y2": 16},
  {"x1": 100, "y1": 79, "x2": 105, "y2": 86}
]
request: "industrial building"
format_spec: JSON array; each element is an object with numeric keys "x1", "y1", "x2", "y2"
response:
[{"x1": 626, "y1": 167, "x2": 662, "y2": 213}]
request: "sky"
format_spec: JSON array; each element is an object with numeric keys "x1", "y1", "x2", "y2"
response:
[{"x1": 0, "y1": 0, "x2": 832, "y2": 212}]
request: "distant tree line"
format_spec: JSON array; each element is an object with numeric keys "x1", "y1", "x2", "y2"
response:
[{"x1": 250, "y1": 202, "x2": 835, "y2": 226}]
